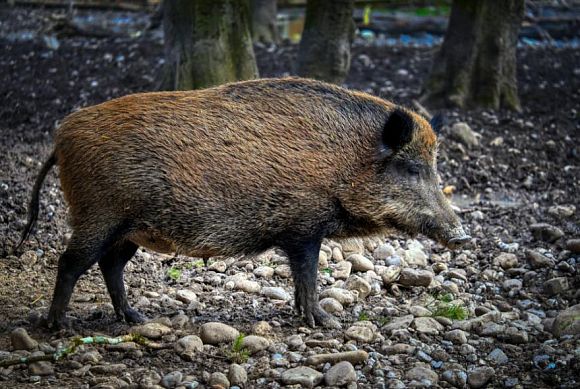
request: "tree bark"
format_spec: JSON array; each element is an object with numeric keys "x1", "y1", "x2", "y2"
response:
[
  {"x1": 160, "y1": 0, "x2": 259, "y2": 91},
  {"x1": 251, "y1": 0, "x2": 279, "y2": 44},
  {"x1": 421, "y1": 0, "x2": 524, "y2": 111},
  {"x1": 296, "y1": 0, "x2": 355, "y2": 84}
]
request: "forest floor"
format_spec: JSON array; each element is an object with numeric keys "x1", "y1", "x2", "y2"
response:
[{"x1": 0, "y1": 6, "x2": 579, "y2": 389}]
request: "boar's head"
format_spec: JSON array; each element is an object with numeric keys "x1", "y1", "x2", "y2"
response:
[{"x1": 340, "y1": 107, "x2": 470, "y2": 249}]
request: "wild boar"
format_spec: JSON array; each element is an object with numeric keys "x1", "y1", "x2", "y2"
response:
[{"x1": 16, "y1": 77, "x2": 470, "y2": 329}]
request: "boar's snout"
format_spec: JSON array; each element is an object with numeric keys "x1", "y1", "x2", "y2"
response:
[{"x1": 442, "y1": 225, "x2": 471, "y2": 249}]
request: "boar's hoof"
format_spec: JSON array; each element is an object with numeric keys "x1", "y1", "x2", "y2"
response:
[
  {"x1": 119, "y1": 308, "x2": 146, "y2": 324},
  {"x1": 447, "y1": 235, "x2": 471, "y2": 249},
  {"x1": 42, "y1": 315, "x2": 72, "y2": 331},
  {"x1": 304, "y1": 304, "x2": 341, "y2": 329}
]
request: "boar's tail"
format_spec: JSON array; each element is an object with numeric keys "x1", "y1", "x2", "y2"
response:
[{"x1": 13, "y1": 151, "x2": 57, "y2": 255}]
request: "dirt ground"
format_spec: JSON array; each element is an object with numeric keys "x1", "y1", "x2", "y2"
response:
[{"x1": 0, "y1": 6, "x2": 579, "y2": 389}]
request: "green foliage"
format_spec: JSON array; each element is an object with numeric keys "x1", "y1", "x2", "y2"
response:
[
  {"x1": 377, "y1": 316, "x2": 390, "y2": 326},
  {"x1": 229, "y1": 333, "x2": 250, "y2": 364},
  {"x1": 358, "y1": 311, "x2": 370, "y2": 321},
  {"x1": 166, "y1": 267, "x2": 182, "y2": 281},
  {"x1": 427, "y1": 292, "x2": 469, "y2": 320},
  {"x1": 321, "y1": 267, "x2": 333, "y2": 275},
  {"x1": 431, "y1": 304, "x2": 469, "y2": 320}
]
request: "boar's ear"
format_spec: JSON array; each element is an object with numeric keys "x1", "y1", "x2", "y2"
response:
[
  {"x1": 381, "y1": 108, "x2": 415, "y2": 156},
  {"x1": 429, "y1": 113, "x2": 445, "y2": 135}
]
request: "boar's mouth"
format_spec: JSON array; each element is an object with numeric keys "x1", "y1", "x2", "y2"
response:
[
  {"x1": 387, "y1": 217, "x2": 470, "y2": 250},
  {"x1": 439, "y1": 225, "x2": 471, "y2": 249}
]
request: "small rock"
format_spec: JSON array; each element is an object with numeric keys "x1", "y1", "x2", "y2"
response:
[
  {"x1": 526, "y1": 250, "x2": 555, "y2": 268},
  {"x1": 320, "y1": 288, "x2": 355, "y2": 306},
  {"x1": 254, "y1": 266, "x2": 274, "y2": 278},
  {"x1": 380, "y1": 265, "x2": 401, "y2": 284},
  {"x1": 413, "y1": 317, "x2": 444, "y2": 335},
  {"x1": 494, "y1": 253, "x2": 518, "y2": 270},
  {"x1": 208, "y1": 260, "x2": 227, "y2": 273},
  {"x1": 502, "y1": 279, "x2": 523, "y2": 290},
  {"x1": 11, "y1": 328, "x2": 38, "y2": 351},
  {"x1": 175, "y1": 289, "x2": 198, "y2": 304},
  {"x1": 133, "y1": 322, "x2": 172, "y2": 339},
  {"x1": 345, "y1": 275, "x2": 371, "y2": 299},
  {"x1": 404, "y1": 248, "x2": 428, "y2": 267},
  {"x1": 444, "y1": 329, "x2": 468, "y2": 344},
  {"x1": 383, "y1": 343, "x2": 415, "y2": 355},
  {"x1": 347, "y1": 254, "x2": 374, "y2": 272},
  {"x1": 409, "y1": 305, "x2": 432, "y2": 317},
  {"x1": 200, "y1": 322, "x2": 239, "y2": 345},
  {"x1": 501, "y1": 327, "x2": 529, "y2": 344},
  {"x1": 449, "y1": 122, "x2": 479, "y2": 148},
  {"x1": 174, "y1": 335, "x2": 203, "y2": 361},
  {"x1": 442, "y1": 369, "x2": 467, "y2": 387},
  {"x1": 319, "y1": 297, "x2": 344, "y2": 313},
  {"x1": 281, "y1": 366, "x2": 323, "y2": 388},
  {"x1": 306, "y1": 350, "x2": 368, "y2": 366},
  {"x1": 331, "y1": 247, "x2": 344, "y2": 262},
  {"x1": 373, "y1": 243, "x2": 395, "y2": 260},
  {"x1": 405, "y1": 365, "x2": 439, "y2": 385},
  {"x1": 209, "y1": 372, "x2": 230, "y2": 388},
  {"x1": 324, "y1": 361, "x2": 356, "y2": 386},
  {"x1": 552, "y1": 304, "x2": 580, "y2": 337},
  {"x1": 547, "y1": 204, "x2": 575, "y2": 218},
  {"x1": 319, "y1": 250, "x2": 329, "y2": 268},
  {"x1": 398, "y1": 268, "x2": 433, "y2": 287},
  {"x1": 345, "y1": 322, "x2": 376, "y2": 343},
  {"x1": 241, "y1": 335, "x2": 270, "y2": 354},
  {"x1": 261, "y1": 287, "x2": 291, "y2": 301},
  {"x1": 530, "y1": 223, "x2": 564, "y2": 243},
  {"x1": 252, "y1": 321, "x2": 272, "y2": 335},
  {"x1": 543, "y1": 277, "x2": 569, "y2": 296},
  {"x1": 29, "y1": 361, "x2": 54, "y2": 376},
  {"x1": 139, "y1": 370, "x2": 162, "y2": 387},
  {"x1": 228, "y1": 363, "x2": 247, "y2": 386},
  {"x1": 382, "y1": 315, "x2": 414, "y2": 334},
  {"x1": 566, "y1": 239, "x2": 580, "y2": 253},
  {"x1": 467, "y1": 366, "x2": 495, "y2": 388},
  {"x1": 274, "y1": 264, "x2": 292, "y2": 278},
  {"x1": 235, "y1": 279, "x2": 261, "y2": 293},
  {"x1": 161, "y1": 371, "x2": 183, "y2": 389},
  {"x1": 333, "y1": 261, "x2": 352, "y2": 280},
  {"x1": 286, "y1": 335, "x2": 304, "y2": 350},
  {"x1": 78, "y1": 350, "x2": 102, "y2": 364},
  {"x1": 488, "y1": 348, "x2": 509, "y2": 365}
]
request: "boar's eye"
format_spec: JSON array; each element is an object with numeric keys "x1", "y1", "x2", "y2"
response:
[{"x1": 407, "y1": 163, "x2": 421, "y2": 176}]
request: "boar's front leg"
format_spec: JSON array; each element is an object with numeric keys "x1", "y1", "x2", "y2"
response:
[
  {"x1": 281, "y1": 239, "x2": 341, "y2": 329},
  {"x1": 98, "y1": 241, "x2": 145, "y2": 324}
]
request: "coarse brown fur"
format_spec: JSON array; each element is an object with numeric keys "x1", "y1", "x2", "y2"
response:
[{"x1": 17, "y1": 77, "x2": 467, "y2": 328}]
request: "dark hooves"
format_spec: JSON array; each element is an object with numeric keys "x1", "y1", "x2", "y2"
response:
[{"x1": 121, "y1": 308, "x2": 147, "y2": 324}]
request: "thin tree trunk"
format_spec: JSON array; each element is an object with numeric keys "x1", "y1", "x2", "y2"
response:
[
  {"x1": 296, "y1": 0, "x2": 355, "y2": 84},
  {"x1": 421, "y1": 0, "x2": 524, "y2": 111},
  {"x1": 251, "y1": 0, "x2": 279, "y2": 44},
  {"x1": 160, "y1": 0, "x2": 259, "y2": 91}
]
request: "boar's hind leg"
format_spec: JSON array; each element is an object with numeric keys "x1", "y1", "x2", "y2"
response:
[
  {"x1": 46, "y1": 223, "x2": 131, "y2": 329},
  {"x1": 282, "y1": 240, "x2": 341, "y2": 329},
  {"x1": 98, "y1": 241, "x2": 144, "y2": 323},
  {"x1": 46, "y1": 233, "x2": 108, "y2": 328}
]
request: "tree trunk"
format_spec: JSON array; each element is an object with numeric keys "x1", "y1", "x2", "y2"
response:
[
  {"x1": 421, "y1": 0, "x2": 524, "y2": 111},
  {"x1": 251, "y1": 0, "x2": 279, "y2": 44},
  {"x1": 296, "y1": 0, "x2": 355, "y2": 84},
  {"x1": 160, "y1": 0, "x2": 259, "y2": 91}
]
